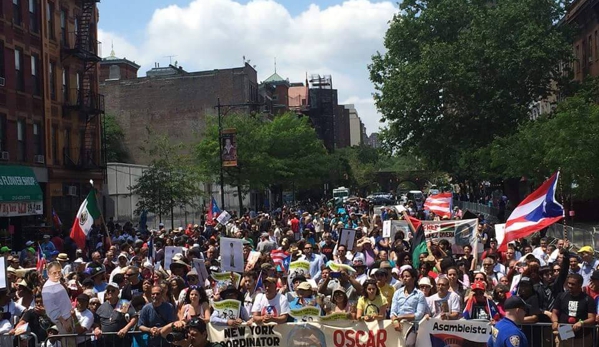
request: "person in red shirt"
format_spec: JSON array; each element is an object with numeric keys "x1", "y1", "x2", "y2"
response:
[
  {"x1": 290, "y1": 214, "x2": 300, "y2": 237},
  {"x1": 51, "y1": 230, "x2": 64, "y2": 252}
]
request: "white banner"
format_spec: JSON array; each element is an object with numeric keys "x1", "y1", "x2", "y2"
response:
[
  {"x1": 0, "y1": 201, "x2": 43, "y2": 217},
  {"x1": 208, "y1": 320, "x2": 412, "y2": 347},
  {"x1": 415, "y1": 318, "x2": 490, "y2": 347}
]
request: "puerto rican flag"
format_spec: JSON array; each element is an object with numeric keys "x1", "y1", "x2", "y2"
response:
[
  {"x1": 497, "y1": 172, "x2": 563, "y2": 251},
  {"x1": 36, "y1": 244, "x2": 46, "y2": 273},
  {"x1": 270, "y1": 249, "x2": 291, "y2": 273},
  {"x1": 424, "y1": 193, "x2": 452, "y2": 218}
]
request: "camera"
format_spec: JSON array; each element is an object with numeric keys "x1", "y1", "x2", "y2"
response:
[{"x1": 166, "y1": 326, "x2": 188, "y2": 343}]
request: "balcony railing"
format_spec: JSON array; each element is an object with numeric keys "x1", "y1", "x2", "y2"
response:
[
  {"x1": 61, "y1": 31, "x2": 102, "y2": 62},
  {"x1": 63, "y1": 88, "x2": 105, "y2": 117},
  {"x1": 63, "y1": 147, "x2": 104, "y2": 170}
]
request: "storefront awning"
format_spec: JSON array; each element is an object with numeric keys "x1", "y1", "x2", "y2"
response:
[{"x1": 0, "y1": 165, "x2": 43, "y2": 217}]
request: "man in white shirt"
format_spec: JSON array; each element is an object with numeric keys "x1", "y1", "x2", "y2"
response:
[
  {"x1": 109, "y1": 253, "x2": 129, "y2": 283},
  {"x1": 73, "y1": 294, "x2": 94, "y2": 346},
  {"x1": 426, "y1": 277, "x2": 461, "y2": 319},
  {"x1": 251, "y1": 277, "x2": 290, "y2": 324}
]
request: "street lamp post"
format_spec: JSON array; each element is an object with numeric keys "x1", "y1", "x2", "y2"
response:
[
  {"x1": 217, "y1": 98, "x2": 225, "y2": 210},
  {"x1": 214, "y1": 98, "x2": 263, "y2": 213}
]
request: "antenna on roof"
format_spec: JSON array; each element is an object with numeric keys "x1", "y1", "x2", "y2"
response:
[
  {"x1": 165, "y1": 55, "x2": 177, "y2": 65},
  {"x1": 274, "y1": 57, "x2": 277, "y2": 73}
]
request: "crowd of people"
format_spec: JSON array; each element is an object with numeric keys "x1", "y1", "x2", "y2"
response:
[{"x1": 0, "y1": 197, "x2": 596, "y2": 347}]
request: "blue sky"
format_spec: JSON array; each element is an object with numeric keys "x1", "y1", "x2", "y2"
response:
[{"x1": 97, "y1": 0, "x2": 397, "y2": 134}]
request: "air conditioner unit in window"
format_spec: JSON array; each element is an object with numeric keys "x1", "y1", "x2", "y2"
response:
[
  {"x1": 34, "y1": 155, "x2": 45, "y2": 164},
  {"x1": 67, "y1": 186, "x2": 77, "y2": 196},
  {"x1": 0, "y1": 151, "x2": 8, "y2": 160},
  {"x1": 0, "y1": 77, "x2": 5, "y2": 87}
]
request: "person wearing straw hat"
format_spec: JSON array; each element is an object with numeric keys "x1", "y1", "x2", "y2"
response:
[
  {"x1": 40, "y1": 325, "x2": 61, "y2": 347},
  {"x1": 56, "y1": 254, "x2": 72, "y2": 276}
]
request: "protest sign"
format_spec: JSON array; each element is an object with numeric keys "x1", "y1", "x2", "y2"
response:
[
  {"x1": 211, "y1": 272, "x2": 242, "y2": 294},
  {"x1": 339, "y1": 228, "x2": 356, "y2": 250},
  {"x1": 289, "y1": 307, "x2": 321, "y2": 322},
  {"x1": 193, "y1": 258, "x2": 210, "y2": 285},
  {"x1": 217, "y1": 210, "x2": 232, "y2": 225},
  {"x1": 392, "y1": 219, "x2": 478, "y2": 254},
  {"x1": 164, "y1": 246, "x2": 184, "y2": 272},
  {"x1": 288, "y1": 260, "x2": 310, "y2": 290},
  {"x1": 416, "y1": 317, "x2": 490, "y2": 347},
  {"x1": 212, "y1": 299, "x2": 242, "y2": 320},
  {"x1": 220, "y1": 237, "x2": 244, "y2": 273},
  {"x1": 207, "y1": 320, "x2": 411, "y2": 347}
]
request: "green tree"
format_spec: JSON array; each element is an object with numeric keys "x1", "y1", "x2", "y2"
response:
[
  {"x1": 486, "y1": 92, "x2": 599, "y2": 200},
  {"x1": 103, "y1": 113, "x2": 129, "y2": 162},
  {"x1": 129, "y1": 134, "x2": 200, "y2": 225},
  {"x1": 369, "y1": 0, "x2": 572, "y2": 173},
  {"x1": 195, "y1": 113, "x2": 328, "y2": 210}
]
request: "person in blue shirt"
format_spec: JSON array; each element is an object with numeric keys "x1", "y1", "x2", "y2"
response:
[
  {"x1": 488, "y1": 295, "x2": 529, "y2": 347},
  {"x1": 289, "y1": 281, "x2": 321, "y2": 321}
]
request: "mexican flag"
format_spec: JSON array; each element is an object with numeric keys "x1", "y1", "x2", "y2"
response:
[{"x1": 70, "y1": 190, "x2": 101, "y2": 250}]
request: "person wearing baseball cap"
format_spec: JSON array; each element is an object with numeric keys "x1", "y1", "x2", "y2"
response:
[
  {"x1": 251, "y1": 276, "x2": 290, "y2": 324},
  {"x1": 578, "y1": 246, "x2": 599, "y2": 286},
  {"x1": 488, "y1": 295, "x2": 529, "y2": 347},
  {"x1": 463, "y1": 281, "x2": 500, "y2": 321}
]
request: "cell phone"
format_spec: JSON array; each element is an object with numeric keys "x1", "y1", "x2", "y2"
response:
[{"x1": 330, "y1": 272, "x2": 341, "y2": 278}]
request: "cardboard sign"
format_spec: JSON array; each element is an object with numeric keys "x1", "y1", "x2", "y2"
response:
[
  {"x1": 212, "y1": 299, "x2": 242, "y2": 320},
  {"x1": 339, "y1": 228, "x2": 356, "y2": 250},
  {"x1": 220, "y1": 237, "x2": 244, "y2": 273},
  {"x1": 192, "y1": 258, "x2": 210, "y2": 285},
  {"x1": 217, "y1": 211, "x2": 231, "y2": 225},
  {"x1": 164, "y1": 246, "x2": 184, "y2": 272}
]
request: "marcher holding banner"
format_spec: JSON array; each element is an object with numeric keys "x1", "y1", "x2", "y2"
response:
[
  {"x1": 252, "y1": 277, "x2": 290, "y2": 324},
  {"x1": 390, "y1": 267, "x2": 427, "y2": 347}
]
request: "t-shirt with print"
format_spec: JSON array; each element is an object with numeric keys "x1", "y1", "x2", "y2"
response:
[
  {"x1": 356, "y1": 295, "x2": 387, "y2": 316},
  {"x1": 554, "y1": 291, "x2": 595, "y2": 322},
  {"x1": 251, "y1": 292, "x2": 290, "y2": 317}
]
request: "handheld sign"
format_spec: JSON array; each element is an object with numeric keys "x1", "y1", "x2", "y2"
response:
[
  {"x1": 339, "y1": 228, "x2": 356, "y2": 250},
  {"x1": 217, "y1": 211, "x2": 231, "y2": 225},
  {"x1": 212, "y1": 299, "x2": 242, "y2": 320},
  {"x1": 220, "y1": 237, "x2": 244, "y2": 273}
]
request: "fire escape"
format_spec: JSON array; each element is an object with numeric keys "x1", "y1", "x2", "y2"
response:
[{"x1": 61, "y1": 0, "x2": 105, "y2": 171}]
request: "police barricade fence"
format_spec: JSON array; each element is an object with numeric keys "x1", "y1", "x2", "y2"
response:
[
  {"x1": 0, "y1": 331, "x2": 38, "y2": 347},
  {"x1": 34, "y1": 320, "x2": 599, "y2": 347}
]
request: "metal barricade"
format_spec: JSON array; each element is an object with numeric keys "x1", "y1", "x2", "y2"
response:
[
  {"x1": 1, "y1": 332, "x2": 38, "y2": 347},
  {"x1": 516, "y1": 322, "x2": 598, "y2": 347},
  {"x1": 41, "y1": 331, "x2": 175, "y2": 347}
]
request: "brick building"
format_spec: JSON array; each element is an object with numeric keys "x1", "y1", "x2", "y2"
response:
[
  {"x1": 100, "y1": 62, "x2": 259, "y2": 165},
  {"x1": 0, "y1": 0, "x2": 104, "y2": 243}
]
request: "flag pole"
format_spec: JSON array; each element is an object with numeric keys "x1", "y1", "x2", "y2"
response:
[
  {"x1": 90, "y1": 180, "x2": 112, "y2": 250},
  {"x1": 558, "y1": 169, "x2": 567, "y2": 242}
]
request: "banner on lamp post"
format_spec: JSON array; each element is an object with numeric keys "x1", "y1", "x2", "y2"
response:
[{"x1": 222, "y1": 128, "x2": 238, "y2": 167}]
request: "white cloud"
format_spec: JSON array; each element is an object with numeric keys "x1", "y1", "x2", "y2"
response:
[{"x1": 98, "y1": 0, "x2": 396, "y2": 135}]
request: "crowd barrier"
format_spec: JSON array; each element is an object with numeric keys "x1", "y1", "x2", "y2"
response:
[{"x1": 22, "y1": 320, "x2": 599, "y2": 347}]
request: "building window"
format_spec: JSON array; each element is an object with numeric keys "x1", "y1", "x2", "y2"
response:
[
  {"x1": 15, "y1": 48, "x2": 24, "y2": 91},
  {"x1": 60, "y1": 8, "x2": 67, "y2": 46},
  {"x1": 0, "y1": 41, "x2": 4, "y2": 79},
  {"x1": 29, "y1": 0, "x2": 38, "y2": 33},
  {"x1": 62, "y1": 67, "x2": 69, "y2": 103},
  {"x1": 47, "y1": 2, "x2": 54, "y2": 40},
  {"x1": 0, "y1": 114, "x2": 6, "y2": 152},
  {"x1": 51, "y1": 125, "x2": 58, "y2": 164},
  {"x1": 17, "y1": 119, "x2": 25, "y2": 161},
  {"x1": 49, "y1": 61, "x2": 56, "y2": 100},
  {"x1": 589, "y1": 35, "x2": 593, "y2": 64},
  {"x1": 64, "y1": 128, "x2": 70, "y2": 158},
  {"x1": 33, "y1": 123, "x2": 42, "y2": 155},
  {"x1": 13, "y1": 0, "x2": 22, "y2": 26},
  {"x1": 31, "y1": 54, "x2": 40, "y2": 96}
]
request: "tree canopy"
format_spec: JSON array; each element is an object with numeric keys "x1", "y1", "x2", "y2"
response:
[
  {"x1": 369, "y1": 0, "x2": 572, "y2": 173},
  {"x1": 103, "y1": 113, "x2": 128, "y2": 162},
  {"x1": 129, "y1": 134, "x2": 199, "y2": 218},
  {"x1": 195, "y1": 113, "x2": 328, "y2": 194},
  {"x1": 483, "y1": 79, "x2": 599, "y2": 200}
]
